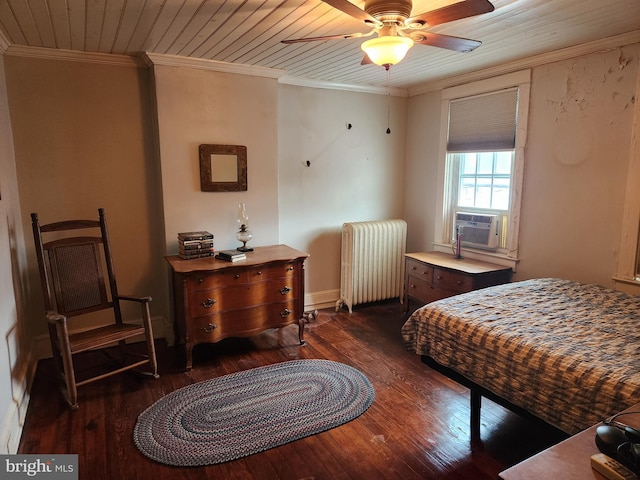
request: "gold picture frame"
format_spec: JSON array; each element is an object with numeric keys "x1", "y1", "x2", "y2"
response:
[{"x1": 199, "y1": 144, "x2": 247, "y2": 192}]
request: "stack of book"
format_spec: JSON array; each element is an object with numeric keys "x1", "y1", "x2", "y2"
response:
[
  {"x1": 214, "y1": 249, "x2": 246, "y2": 262},
  {"x1": 178, "y1": 231, "x2": 214, "y2": 259}
]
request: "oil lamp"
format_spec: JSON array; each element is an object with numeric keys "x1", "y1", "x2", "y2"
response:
[{"x1": 236, "y1": 202, "x2": 253, "y2": 252}]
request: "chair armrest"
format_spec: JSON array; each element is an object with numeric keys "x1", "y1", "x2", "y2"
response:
[
  {"x1": 46, "y1": 311, "x2": 66, "y2": 325},
  {"x1": 116, "y1": 295, "x2": 152, "y2": 303}
]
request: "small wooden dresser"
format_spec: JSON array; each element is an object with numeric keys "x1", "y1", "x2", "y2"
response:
[
  {"x1": 404, "y1": 251, "x2": 512, "y2": 314},
  {"x1": 166, "y1": 244, "x2": 309, "y2": 369}
]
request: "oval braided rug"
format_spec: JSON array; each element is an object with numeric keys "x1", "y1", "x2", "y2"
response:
[{"x1": 133, "y1": 359, "x2": 375, "y2": 466}]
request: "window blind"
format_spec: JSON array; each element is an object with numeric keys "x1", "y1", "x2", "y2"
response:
[{"x1": 447, "y1": 88, "x2": 519, "y2": 152}]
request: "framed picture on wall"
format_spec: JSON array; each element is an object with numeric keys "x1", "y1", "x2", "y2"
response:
[{"x1": 199, "y1": 144, "x2": 248, "y2": 192}]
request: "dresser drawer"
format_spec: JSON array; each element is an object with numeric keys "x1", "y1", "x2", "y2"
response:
[
  {"x1": 188, "y1": 279, "x2": 298, "y2": 316},
  {"x1": 188, "y1": 262, "x2": 299, "y2": 291},
  {"x1": 422, "y1": 285, "x2": 459, "y2": 304},
  {"x1": 186, "y1": 269, "x2": 249, "y2": 291},
  {"x1": 248, "y1": 261, "x2": 298, "y2": 281},
  {"x1": 406, "y1": 258, "x2": 433, "y2": 281},
  {"x1": 406, "y1": 275, "x2": 431, "y2": 304},
  {"x1": 432, "y1": 267, "x2": 473, "y2": 293},
  {"x1": 188, "y1": 283, "x2": 250, "y2": 315},
  {"x1": 407, "y1": 275, "x2": 459, "y2": 304},
  {"x1": 191, "y1": 299, "x2": 299, "y2": 344}
]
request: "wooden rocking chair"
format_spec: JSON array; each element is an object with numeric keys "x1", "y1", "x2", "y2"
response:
[{"x1": 31, "y1": 208, "x2": 158, "y2": 409}]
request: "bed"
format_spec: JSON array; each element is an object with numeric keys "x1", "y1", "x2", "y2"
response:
[{"x1": 401, "y1": 278, "x2": 640, "y2": 437}]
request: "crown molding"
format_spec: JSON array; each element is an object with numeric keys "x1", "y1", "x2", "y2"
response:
[
  {"x1": 408, "y1": 29, "x2": 640, "y2": 97},
  {"x1": 3, "y1": 45, "x2": 142, "y2": 67},
  {"x1": 278, "y1": 74, "x2": 408, "y2": 97},
  {"x1": 143, "y1": 52, "x2": 286, "y2": 79},
  {"x1": 143, "y1": 52, "x2": 408, "y2": 96}
]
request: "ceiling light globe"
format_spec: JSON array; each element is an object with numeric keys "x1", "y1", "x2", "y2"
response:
[{"x1": 361, "y1": 36, "x2": 414, "y2": 67}]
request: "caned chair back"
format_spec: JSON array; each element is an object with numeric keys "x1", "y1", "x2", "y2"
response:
[{"x1": 32, "y1": 210, "x2": 123, "y2": 323}]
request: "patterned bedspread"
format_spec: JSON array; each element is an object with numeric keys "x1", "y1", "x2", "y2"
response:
[{"x1": 401, "y1": 278, "x2": 640, "y2": 434}]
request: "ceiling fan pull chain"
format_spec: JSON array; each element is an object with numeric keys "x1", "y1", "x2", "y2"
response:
[{"x1": 386, "y1": 67, "x2": 391, "y2": 134}]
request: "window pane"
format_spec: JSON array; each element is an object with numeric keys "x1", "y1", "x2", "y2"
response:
[
  {"x1": 495, "y1": 152, "x2": 513, "y2": 174},
  {"x1": 459, "y1": 177, "x2": 476, "y2": 207},
  {"x1": 477, "y1": 153, "x2": 494, "y2": 175},
  {"x1": 461, "y1": 153, "x2": 477, "y2": 174},
  {"x1": 475, "y1": 177, "x2": 492, "y2": 208},
  {"x1": 493, "y1": 177, "x2": 511, "y2": 210}
]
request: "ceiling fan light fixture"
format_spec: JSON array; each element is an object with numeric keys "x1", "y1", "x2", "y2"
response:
[{"x1": 361, "y1": 35, "x2": 414, "y2": 67}]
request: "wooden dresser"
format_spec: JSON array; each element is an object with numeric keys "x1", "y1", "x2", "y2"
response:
[
  {"x1": 404, "y1": 251, "x2": 512, "y2": 314},
  {"x1": 166, "y1": 244, "x2": 309, "y2": 369}
]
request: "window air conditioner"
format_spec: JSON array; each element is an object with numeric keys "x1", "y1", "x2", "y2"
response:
[{"x1": 454, "y1": 212, "x2": 499, "y2": 250}]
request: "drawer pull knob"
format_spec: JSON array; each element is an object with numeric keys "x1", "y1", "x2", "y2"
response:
[
  {"x1": 203, "y1": 323, "x2": 217, "y2": 333},
  {"x1": 287, "y1": 266, "x2": 294, "y2": 271},
  {"x1": 234, "y1": 274, "x2": 240, "y2": 279},
  {"x1": 202, "y1": 298, "x2": 217, "y2": 308},
  {"x1": 280, "y1": 286, "x2": 291, "y2": 295},
  {"x1": 257, "y1": 271, "x2": 262, "y2": 275},
  {"x1": 280, "y1": 308, "x2": 292, "y2": 317},
  {"x1": 436, "y1": 276, "x2": 442, "y2": 280},
  {"x1": 198, "y1": 278, "x2": 204, "y2": 283}
]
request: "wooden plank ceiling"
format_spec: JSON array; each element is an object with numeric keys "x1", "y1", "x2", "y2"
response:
[{"x1": 0, "y1": 0, "x2": 638, "y2": 91}]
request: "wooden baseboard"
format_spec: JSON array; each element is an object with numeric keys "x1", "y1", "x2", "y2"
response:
[{"x1": 305, "y1": 289, "x2": 340, "y2": 311}]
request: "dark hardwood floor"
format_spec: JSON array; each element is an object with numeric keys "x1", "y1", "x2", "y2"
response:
[{"x1": 19, "y1": 301, "x2": 567, "y2": 479}]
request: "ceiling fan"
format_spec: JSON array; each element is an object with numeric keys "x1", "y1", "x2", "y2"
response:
[{"x1": 282, "y1": 0, "x2": 495, "y2": 68}]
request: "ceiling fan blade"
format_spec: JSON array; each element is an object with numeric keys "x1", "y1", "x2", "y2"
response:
[
  {"x1": 282, "y1": 31, "x2": 367, "y2": 44},
  {"x1": 321, "y1": 0, "x2": 382, "y2": 26},
  {"x1": 413, "y1": 32, "x2": 481, "y2": 52},
  {"x1": 407, "y1": 0, "x2": 494, "y2": 28}
]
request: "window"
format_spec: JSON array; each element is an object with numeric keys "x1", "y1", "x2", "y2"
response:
[
  {"x1": 457, "y1": 152, "x2": 513, "y2": 211},
  {"x1": 434, "y1": 71, "x2": 531, "y2": 267},
  {"x1": 447, "y1": 151, "x2": 514, "y2": 248}
]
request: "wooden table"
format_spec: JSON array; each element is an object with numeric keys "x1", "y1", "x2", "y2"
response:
[
  {"x1": 166, "y1": 244, "x2": 309, "y2": 369},
  {"x1": 500, "y1": 403, "x2": 640, "y2": 479}
]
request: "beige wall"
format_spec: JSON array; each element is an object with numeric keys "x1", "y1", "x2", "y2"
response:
[
  {"x1": 150, "y1": 64, "x2": 280, "y2": 254},
  {"x1": 405, "y1": 90, "x2": 441, "y2": 253},
  {"x1": 405, "y1": 44, "x2": 640, "y2": 286},
  {"x1": 520, "y1": 45, "x2": 638, "y2": 284},
  {"x1": 4, "y1": 55, "x2": 169, "y2": 342},
  {"x1": 278, "y1": 84, "x2": 407, "y2": 298}
]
